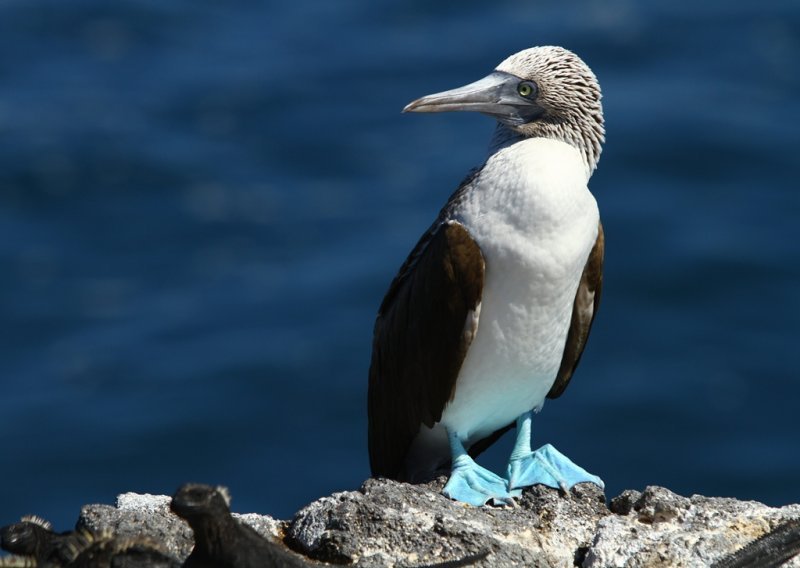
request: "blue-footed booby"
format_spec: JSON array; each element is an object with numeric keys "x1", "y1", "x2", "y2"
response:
[{"x1": 368, "y1": 46, "x2": 605, "y2": 506}]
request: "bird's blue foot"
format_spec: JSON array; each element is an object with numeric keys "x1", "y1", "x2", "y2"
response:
[
  {"x1": 443, "y1": 429, "x2": 519, "y2": 506},
  {"x1": 506, "y1": 443, "x2": 604, "y2": 491},
  {"x1": 505, "y1": 411, "x2": 603, "y2": 492},
  {"x1": 444, "y1": 453, "x2": 521, "y2": 506}
]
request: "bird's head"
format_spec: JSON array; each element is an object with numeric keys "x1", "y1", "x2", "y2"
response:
[{"x1": 404, "y1": 46, "x2": 604, "y2": 171}]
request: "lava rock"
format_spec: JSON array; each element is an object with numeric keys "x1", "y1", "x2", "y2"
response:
[
  {"x1": 286, "y1": 477, "x2": 608, "y2": 567},
  {"x1": 5, "y1": 481, "x2": 800, "y2": 567},
  {"x1": 585, "y1": 486, "x2": 800, "y2": 567},
  {"x1": 78, "y1": 494, "x2": 194, "y2": 561}
]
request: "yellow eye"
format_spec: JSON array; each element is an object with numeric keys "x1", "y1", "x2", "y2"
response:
[{"x1": 517, "y1": 82, "x2": 535, "y2": 98}]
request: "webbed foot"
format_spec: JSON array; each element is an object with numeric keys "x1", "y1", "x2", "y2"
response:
[
  {"x1": 505, "y1": 410, "x2": 603, "y2": 492},
  {"x1": 442, "y1": 428, "x2": 519, "y2": 506},
  {"x1": 506, "y1": 443, "x2": 604, "y2": 492},
  {"x1": 444, "y1": 453, "x2": 521, "y2": 506}
]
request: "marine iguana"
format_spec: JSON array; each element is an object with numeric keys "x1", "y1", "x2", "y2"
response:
[
  {"x1": 170, "y1": 483, "x2": 312, "y2": 568},
  {"x1": 0, "y1": 515, "x2": 179, "y2": 568}
]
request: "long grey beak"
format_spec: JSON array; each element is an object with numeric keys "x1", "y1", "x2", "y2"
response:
[{"x1": 403, "y1": 71, "x2": 542, "y2": 126}]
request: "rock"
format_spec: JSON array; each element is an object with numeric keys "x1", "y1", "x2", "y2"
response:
[
  {"x1": 608, "y1": 489, "x2": 641, "y2": 515},
  {"x1": 285, "y1": 477, "x2": 609, "y2": 566},
  {"x1": 584, "y1": 486, "x2": 800, "y2": 568},
  {"x1": 286, "y1": 480, "x2": 800, "y2": 567},
  {"x1": 2, "y1": 481, "x2": 799, "y2": 567},
  {"x1": 78, "y1": 493, "x2": 194, "y2": 561}
]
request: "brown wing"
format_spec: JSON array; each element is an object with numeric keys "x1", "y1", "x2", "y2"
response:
[
  {"x1": 368, "y1": 221, "x2": 484, "y2": 479},
  {"x1": 547, "y1": 221, "x2": 605, "y2": 399}
]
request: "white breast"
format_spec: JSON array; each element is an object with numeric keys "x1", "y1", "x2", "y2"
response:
[{"x1": 441, "y1": 137, "x2": 599, "y2": 444}]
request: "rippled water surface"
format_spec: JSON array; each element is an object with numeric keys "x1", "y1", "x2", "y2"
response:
[{"x1": 0, "y1": 0, "x2": 798, "y2": 528}]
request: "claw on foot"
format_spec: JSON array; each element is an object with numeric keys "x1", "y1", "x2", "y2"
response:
[
  {"x1": 444, "y1": 454, "x2": 520, "y2": 506},
  {"x1": 506, "y1": 443, "x2": 604, "y2": 492}
]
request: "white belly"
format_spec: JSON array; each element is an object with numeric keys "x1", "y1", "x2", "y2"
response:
[{"x1": 440, "y1": 137, "x2": 599, "y2": 443}]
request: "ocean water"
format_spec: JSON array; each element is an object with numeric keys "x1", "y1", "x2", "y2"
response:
[{"x1": 0, "y1": 0, "x2": 798, "y2": 530}]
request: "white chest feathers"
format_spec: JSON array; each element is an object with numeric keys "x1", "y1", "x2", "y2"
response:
[{"x1": 443, "y1": 138, "x2": 599, "y2": 441}]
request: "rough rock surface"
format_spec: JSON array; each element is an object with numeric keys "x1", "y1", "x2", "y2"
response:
[
  {"x1": 78, "y1": 493, "x2": 195, "y2": 560},
  {"x1": 286, "y1": 479, "x2": 800, "y2": 567},
  {"x1": 77, "y1": 492, "x2": 286, "y2": 564},
  {"x1": 3, "y1": 480, "x2": 799, "y2": 567},
  {"x1": 286, "y1": 477, "x2": 608, "y2": 567},
  {"x1": 589, "y1": 486, "x2": 800, "y2": 568}
]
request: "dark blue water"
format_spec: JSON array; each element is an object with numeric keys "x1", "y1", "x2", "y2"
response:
[{"x1": 1, "y1": 0, "x2": 798, "y2": 530}]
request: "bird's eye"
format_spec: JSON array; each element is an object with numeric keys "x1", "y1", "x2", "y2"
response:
[{"x1": 517, "y1": 81, "x2": 537, "y2": 98}]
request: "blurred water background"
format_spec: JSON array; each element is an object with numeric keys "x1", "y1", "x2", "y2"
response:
[{"x1": 0, "y1": 0, "x2": 798, "y2": 530}]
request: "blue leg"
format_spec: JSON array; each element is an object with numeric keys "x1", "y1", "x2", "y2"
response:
[
  {"x1": 443, "y1": 430, "x2": 521, "y2": 506},
  {"x1": 506, "y1": 411, "x2": 604, "y2": 492}
]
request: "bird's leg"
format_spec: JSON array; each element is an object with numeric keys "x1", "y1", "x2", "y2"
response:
[
  {"x1": 442, "y1": 429, "x2": 520, "y2": 506},
  {"x1": 505, "y1": 410, "x2": 604, "y2": 492}
]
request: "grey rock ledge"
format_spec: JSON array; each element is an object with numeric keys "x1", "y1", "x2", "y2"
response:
[{"x1": 62, "y1": 479, "x2": 800, "y2": 567}]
